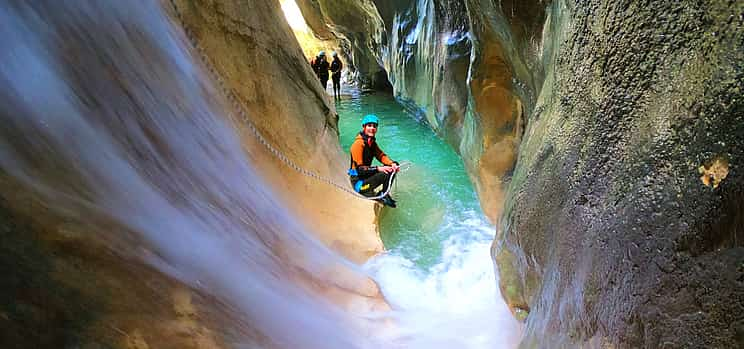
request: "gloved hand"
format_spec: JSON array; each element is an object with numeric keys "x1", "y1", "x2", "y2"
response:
[{"x1": 378, "y1": 165, "x2": 396, "y2": 174}]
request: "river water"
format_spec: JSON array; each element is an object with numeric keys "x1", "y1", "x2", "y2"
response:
[
  {"x1": 337, "y1": 93, "x2": 521, "y2": 348},
  {"x1": 0, "y1": 2, "x2": 519, "y2": 348}
]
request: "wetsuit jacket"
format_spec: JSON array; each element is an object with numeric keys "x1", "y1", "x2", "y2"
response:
[
  {"x1": 331, "y1": 59, "x2": 343, "y2": 79},
  {"x1": 315, "y1": 59, "x2": 330, "y2": 79},
  {"x1": 349, "y1": 132, "x2": 393, "y2": 179}
]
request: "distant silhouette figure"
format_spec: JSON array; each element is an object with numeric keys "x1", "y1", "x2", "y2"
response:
[
  {"x1": 330, "y1": 52, "x2": 343, "y2": 99},
  {"x1": 311, "y1": 51, "x2": 329, "y2": 90}
]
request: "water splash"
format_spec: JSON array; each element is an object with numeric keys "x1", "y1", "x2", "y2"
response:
[{"x1": 366, "y1": 212, "x2": 523, "y2": 348}]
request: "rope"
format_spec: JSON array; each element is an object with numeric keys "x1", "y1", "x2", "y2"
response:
[{"x1": 167, "y1": 0, "x2": 406, "y2": 203}]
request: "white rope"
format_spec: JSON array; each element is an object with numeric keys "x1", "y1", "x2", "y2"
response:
[
  {"x1": 352, "y1": 160, "x2": 412, "y2": 200},
  {"x1": 169, "y1": 0, "x2": 406, "y2": 203}
]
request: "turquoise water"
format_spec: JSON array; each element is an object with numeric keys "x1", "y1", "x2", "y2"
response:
[
  {"x1": 336, "y1": 92, "x2": 485, "y2": 268},
  {"x1": 337, "y1": 92, "x2": 521, "y2": 347}
]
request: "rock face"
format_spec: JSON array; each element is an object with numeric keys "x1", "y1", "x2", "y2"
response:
[
  {"x1": 0, "y1": 188, "x2": 226, "y2": 349},
  {"x1": 295, "y1": 0, "x2": 744, "y2": 346},
  {"x1": 496, "y1": 0, "x2": 744, "y2": 347}
]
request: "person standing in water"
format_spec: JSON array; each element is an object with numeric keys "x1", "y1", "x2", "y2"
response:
[
  {"x1": 330, "y1": 51, "x2": 343, "y2": 99},
  {"x1": 348, "y1": 114, "x2": 399, "y2": 207}
]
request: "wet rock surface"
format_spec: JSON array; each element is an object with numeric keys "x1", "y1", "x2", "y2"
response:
[
  {"x1": 0, "y1": 188, "x2": 227, "y2": 349},
  {"x1": 497, "y1": 0, "x2": 744, "y2": 347}
]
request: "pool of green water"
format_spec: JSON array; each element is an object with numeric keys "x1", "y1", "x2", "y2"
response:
[{"x1": 336, "y1": 92, "x2": 488, "y2": 269}]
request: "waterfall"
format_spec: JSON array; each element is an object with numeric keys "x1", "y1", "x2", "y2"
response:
[{"x1": 0, "y1": 2, "x2": 381, "y2": 348}]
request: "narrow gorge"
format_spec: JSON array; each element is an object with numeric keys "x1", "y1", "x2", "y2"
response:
[{"x1": 0, "y1": 1, "x2": 742, "y2": 348}]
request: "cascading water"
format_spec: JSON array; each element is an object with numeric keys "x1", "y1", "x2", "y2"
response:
[
  {"x1": 0, "y1": 2, "x2": 380, "y2": 348},
  {"x1": 1, "y1": 1, "x2": 520, "y2": 348}
]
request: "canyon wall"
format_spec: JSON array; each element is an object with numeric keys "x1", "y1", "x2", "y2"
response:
[
  {"x1": 296, "y1": 0, "x2": 744, "y2": 346},
  {"x1": 296, "y1": 0, "x2": 546, "y2": 220},
  {"x1": 497, "y1": 1, "x2": 744, "y2": 347}
]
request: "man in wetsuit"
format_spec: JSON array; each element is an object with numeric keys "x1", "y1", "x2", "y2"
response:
[
  {"x1": 348, "y1": 114, "x2": 399, "y2": 207},
  {"x1": 330, "y1": 51, "x2": 343, "y2": 99},
  {"x1": 313, "y1": 51, "x2": 330, "y2": 90}
]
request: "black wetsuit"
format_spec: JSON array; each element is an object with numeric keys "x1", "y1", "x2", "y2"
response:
[
  {"x1": 348, "y1": 132, "x2": 396, "y2": 197},
  {"x1": 315, "y1": 58, "x2": 330, "y2": 90},
  {"x1": 330, "y1": 58, "x2": 343, "y2": 97}
]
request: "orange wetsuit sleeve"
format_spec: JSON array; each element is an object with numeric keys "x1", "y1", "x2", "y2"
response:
[
  {"x1": 350, "y1": 139, "x2": 365, "y2": 168},
  {"x1": 373, "y1": 143, "x2": 394, "y2": 166}
]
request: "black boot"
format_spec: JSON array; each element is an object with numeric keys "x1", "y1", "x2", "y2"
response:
[{"x1": 377, "y1": 195, "x2": 397, "y2": 208}]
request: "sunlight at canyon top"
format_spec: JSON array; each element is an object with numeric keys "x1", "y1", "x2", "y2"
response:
[
  {"x1": 280, "y1": 0, "x2": 309, "y2": 31},
  {"x1": 279, "y1": 0, "x2": 337, "y2": 64}
]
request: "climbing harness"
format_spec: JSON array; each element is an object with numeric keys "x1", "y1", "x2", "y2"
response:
[{"x1": 168, "y1": 0, "x2": 407, "y2": 203}]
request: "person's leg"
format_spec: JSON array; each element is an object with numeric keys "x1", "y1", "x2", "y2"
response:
[
  {"x1": 354, "y1": 172, "x2": 397, "y2": 207},
  {"x1": 320, "y1": 77, "x2": 328, "y2": 90},
  {"x1": 357, "y1": 172, "x2": 392, "y2": 197},
  {"x1": 333, "y1": 77, "x2": 340, "y2": 98}
]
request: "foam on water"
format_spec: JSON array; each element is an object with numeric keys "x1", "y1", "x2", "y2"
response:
[{"x1": 365, "y1": 211, "x2": 522, "y2": 348}]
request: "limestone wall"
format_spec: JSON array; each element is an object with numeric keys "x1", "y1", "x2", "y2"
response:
[
  {"x1": 0, "y1": 188, "x2": 227, "y2": 348},
  {"x1": 497, "y1": 0, "x2": 744, "y2": 347}
]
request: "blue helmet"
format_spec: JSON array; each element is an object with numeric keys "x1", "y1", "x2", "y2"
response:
[{"x1": 361, "y1": 114, "x2": 379, "y2": 127}]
